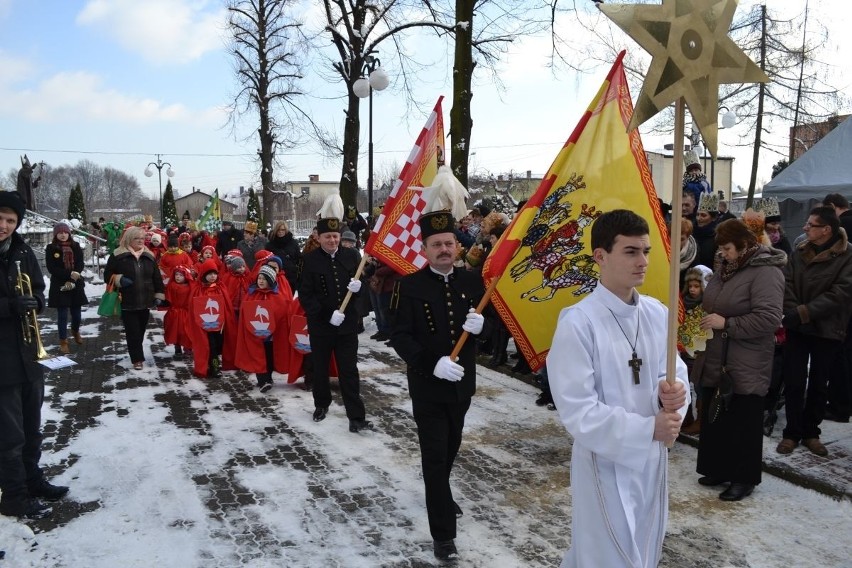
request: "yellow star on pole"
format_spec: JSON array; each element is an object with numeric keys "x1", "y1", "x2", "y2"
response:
[{"x1": 599, "y1": 0, "x2": 769, "y2": 157}]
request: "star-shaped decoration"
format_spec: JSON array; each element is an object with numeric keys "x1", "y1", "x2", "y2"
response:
[{"x1": 599, "y1": 0, "x2": 769, "y2": 157}]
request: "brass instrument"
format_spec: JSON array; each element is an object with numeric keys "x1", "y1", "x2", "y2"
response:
[{"x1": 14, "y1": 260, "x2": 49, "y2": 360}]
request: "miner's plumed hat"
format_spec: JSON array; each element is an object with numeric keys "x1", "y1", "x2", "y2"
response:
[
  {"x1": 317, "y1": 194, "x2": 345, "y2": 235},
  {"x1": 418, "y1": 165, "x2": 470, "y2": 241}
]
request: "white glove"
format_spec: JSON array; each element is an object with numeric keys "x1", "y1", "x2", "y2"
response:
[
  {"x1": 347, "y1": 279, "x2": 362, "y2": 293},
  {"x1": 433, "y1": 356, "x2": 464, "y2": 382},
  {"x1": 462, "y1": 309, "x2": 484, "y2": 335},
  {"x1": 329, "y1": 310, "x2": 345, "y2": 326}
]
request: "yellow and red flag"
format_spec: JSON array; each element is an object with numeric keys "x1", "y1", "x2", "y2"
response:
[
  {"x1": 482, "y1": 51, "x2": 670, "y2": 371},
  {"x1": 365, "y1": 97, "x2": 445, "y2": 274}
]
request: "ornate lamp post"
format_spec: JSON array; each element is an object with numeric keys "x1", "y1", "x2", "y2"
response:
[
  {"x1": 353, "y1": 53, "x2": 389, "y2": 225},
  {"x1": 144, "y1": 154, "x2": 175, "y2": 227}
]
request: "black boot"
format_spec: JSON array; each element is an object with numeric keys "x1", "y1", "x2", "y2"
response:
[
  {"x1": 719, "y1": 483, "x2": 754, "y2": 501},
  {"x1": 433, "y1": 539, "x2": 458, "y2": 560},
  {"x1": 349, "y1": 418, "x2": 374, "y2": 433},
  {"x1": 313, "y1": 407, "x2": 328, "y2": 422},
  {"x1": 0, "y1": 498, "x2": 52, "y2": 519},
  {"x1": 29, "y1": 479, "x2": 69, "y2": 502}
]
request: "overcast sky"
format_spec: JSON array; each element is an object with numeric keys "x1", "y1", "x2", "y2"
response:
[{"x1": 1, "y1": 0, "x2": 849, "y2": 203}]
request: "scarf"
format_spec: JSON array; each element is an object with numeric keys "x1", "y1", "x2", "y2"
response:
[
  {"x1": 680, "y1": 236, "x2": 698, "y2": 270},
  {"x1": 60, "y1": 240, "x2": 75, "y2": 271},
  {"x1": 129, "y1": 246, "x2": 145, "y2": 260},
  {"x1": 717, "y1": 244, "x2": 760, "y2": 282}
]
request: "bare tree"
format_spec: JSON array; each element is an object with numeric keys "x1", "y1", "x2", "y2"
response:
[
  {"x1": 102, "y1": 167, "x2": 144, "y2": 211},
  {"x1": 226, "y1": 0, "x2": 306, "y2": 224}
]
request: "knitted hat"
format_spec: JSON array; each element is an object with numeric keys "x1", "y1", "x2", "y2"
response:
[
  {"x1": 150, "y1": 233, "x2": 162, "y2": 246},
  {"x1": 341, "y1": 230, "x2": 356, "y2": 243},
  {"x1": 226, "y1": 248, "x2": 243, "y2": 258},
  {"x1": 684, "y1": 265, "x2": 712, "y2": 290},
  {"x1": 199, "y1": 258, "x2": 218, "y2": 279},
  {"x1": 0, "y1": 191, "x2": 26, "y2": 225},
  {"x1": 201, "y1": 245, "x2": 216, "y2": 258},
  {"x1": 266, "y1": 255, "x2": 283, "y2": 269},
  {"x1": 244, "y1": 221, "x2": 258, "y2": 234},
  {"x1": 53, "y1": 222, "x2": 72, "y2": 238},
  {"x1": 178, "y1": 232, "x2": 192, "y2": 244},
  {"x1": 226, "y1": 256, "x2": 246, "y2": 271},
  {"x1": 258, "y1": 265, "x2": 277, "y2": 287}
]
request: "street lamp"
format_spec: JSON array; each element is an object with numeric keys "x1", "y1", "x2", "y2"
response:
[
  {"x1": 144, "y1": 154, "x2": 175, "y2": 227},
  {"x1": 353, "y1": 52, "x2": 389, "y2": 225}
]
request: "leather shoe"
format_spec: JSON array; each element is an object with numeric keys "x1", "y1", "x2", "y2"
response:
[
  {"x1": 0, "y1": 498, "x2": 52, "y2": 519},
  {"x1": 719, "y1": 483, "x2": 754, "y2": 501},
  {"x1": 313, "y1": 407, "x2": 328, "y2": 422},
  {"x1": 29, "y1": 479, "x2": 69, "y2": 502},
  {"x1": 349, "y1": 418, "x2": 374, "y2": 433},
  {"x1": 698, "y1": 476, "x2": 727, "y2": 487},
  {"x1": 433, "y1": 539, "x2": 458, "y2": 560},
  {"x1": 776, "y1": 438, "x2": 798, "y2": 455},
  {"x1": 803, "y1": 437, "x2": 828, "y2": 457}
]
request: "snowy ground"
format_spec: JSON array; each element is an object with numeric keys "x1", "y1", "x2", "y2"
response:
[{"x1": 0, "y1": 279, "x2": 850, "y2": 567}]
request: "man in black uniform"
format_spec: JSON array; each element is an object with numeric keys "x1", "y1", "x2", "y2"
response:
[
  {"x1": 390, "y1": 209, "x2": 487, "y2": 561},
  {"x1": 215, "y1": 220, "x2": 243, "y2": 259},
  {"x1": 0, "y1": 192, "x2": 69, "y2": 519},
  {"x1": 298, "y1": 212, "x2": 372, "y2": 432}
]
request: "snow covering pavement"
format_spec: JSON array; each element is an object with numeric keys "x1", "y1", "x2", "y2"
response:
[{"x1": 0, "y1": 281, "x2": 850, "y2": 567}]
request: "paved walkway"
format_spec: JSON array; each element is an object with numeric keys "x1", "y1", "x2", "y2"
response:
[{"x1": 13, "y1": 302, "x2": 850, "y2": 566}]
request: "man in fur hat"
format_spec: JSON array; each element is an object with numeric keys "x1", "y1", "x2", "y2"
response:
[
  {"x1": 298, "y1": 200, "x2": 371, "y2": 432},
  {"x1": 389, "y1": 202, "x2": 488, "y2": 561},
  {"x1": 0, "y1": 191, "x2": 68, "y2": 519}
]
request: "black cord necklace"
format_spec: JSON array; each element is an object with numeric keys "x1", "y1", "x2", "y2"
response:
[{"x1": 607, "y1": 308, "x2": 642, "y2": 385}]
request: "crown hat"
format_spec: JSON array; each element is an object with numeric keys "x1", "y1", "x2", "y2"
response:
[
  {"x1": 755, "y1": 196, "x2": 781, "y2": 222},
  {"x1": 697, "y1": 192, "x2": 719, "y2": 213}
]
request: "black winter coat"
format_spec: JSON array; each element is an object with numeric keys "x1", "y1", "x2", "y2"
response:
[
  {"x1": 45, "y1": 241, "x2": 88, "y2": 308},
  {"x1": 390, "y1": 267, "x2": 485, "y2": 403},
  {"x1": 0, "y1": 233, "x2": 46, "y2": 386},
  {"x1": 104, "y1": 247, "x2": 165, "y2": 311},
  {"x1": 266, "y1": 232, "x2": 301, "y2": 291},
  {"x1": 298, "y1": 246, "x2": 361, "y2": 336}
]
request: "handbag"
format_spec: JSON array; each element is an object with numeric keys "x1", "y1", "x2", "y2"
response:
[
  {"x1": 97, "y1": 283, "x2": 122, "y2": 317},
  {"x1": 708, "y1": 331, "x2": 734, "y2": 423}
]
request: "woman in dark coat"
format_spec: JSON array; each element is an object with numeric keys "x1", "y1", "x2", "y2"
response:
[
  {"x1": 266, "y1": 221, "x2": 301, "y2": 292},
  {"x1": 693, "y1": 219, "x2": 786, "y2": 501},
  {"x1": 45, "y1": 223, "x2": 87, "y2": 354},
  {"x1": 104, "y1": 226, "x2": 165, "y2": 370}
]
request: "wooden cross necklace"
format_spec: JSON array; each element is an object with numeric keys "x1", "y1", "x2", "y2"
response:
[{"x1": 607, "y1": 308, "x2": 642, "y2": 385}]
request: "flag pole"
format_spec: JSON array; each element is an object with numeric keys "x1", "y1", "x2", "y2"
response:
[
  {"x1": 665, "y1": 98, "x2": 687, "y2": 447},
  {"x1": 338, "y1": 254, "x2": 370, "y2": 313},
  {"x1": 449, "y1": 273, "x2": 501, "y2": 361}
]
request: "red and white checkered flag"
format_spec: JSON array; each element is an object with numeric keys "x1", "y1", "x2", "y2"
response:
[{"x1": 365, "y1": 97, "x2": 445, "y2": 275}]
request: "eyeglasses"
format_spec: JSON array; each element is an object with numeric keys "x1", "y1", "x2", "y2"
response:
[{"x1": 804, "y1": 223, "x2": 827, "y2": 229}]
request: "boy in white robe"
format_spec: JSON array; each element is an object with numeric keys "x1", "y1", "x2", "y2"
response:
[{"x1": 548, "y1": 209, "x2": 689, "y2": 568}]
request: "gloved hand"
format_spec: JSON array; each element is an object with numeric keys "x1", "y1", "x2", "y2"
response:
[
  {"x1": 782, "y1": 309, "x2": 801, "y2": 329},
  {"x1": 11, "y1": 295, "x2": 39, "y2": 315},
  {"x1": 347, "y1": 279, "x2": 362, "y2": 293},
  {"x1": 70, "y1": 271, "x2": 81, "y2": 281},
  {"x1": 154, "y1": 298, "x2": 170, "y2": 308},
  {"x1": 462, "y1": 308, "x2": 484, "y2": 335},
  {"x1": 119, "y1": 276, "x2": 134, "y2": 288},
  {"x1": 433, "y1": 356, "x2": 464, "y2": 382},
  {"x1": 329, "y1": 310, "x2": 345, "y2": 326}
]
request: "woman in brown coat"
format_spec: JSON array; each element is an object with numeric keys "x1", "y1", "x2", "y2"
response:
[{"x1": 693, "y1": 219, "x2": 786, "y2": 501}]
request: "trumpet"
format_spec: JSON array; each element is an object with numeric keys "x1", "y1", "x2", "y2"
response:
[{"x1": 14, "y1": 260, "x2": 49, "y2": 360}]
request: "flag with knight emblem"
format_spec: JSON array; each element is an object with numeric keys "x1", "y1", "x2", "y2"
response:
[{"x1": 482, "y1": 51, "x2": 670, "y2": 371}]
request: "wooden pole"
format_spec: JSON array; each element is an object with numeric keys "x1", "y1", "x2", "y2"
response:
[
  {"x1": 338, "y1": 253, "x2": 370, "y2": 313},
  {"x1": 665, "y1": 98, "x2": 687, "y2": 448},
  {"x1": 449, "y1": 274, "x2": 501, "y2": 361}
]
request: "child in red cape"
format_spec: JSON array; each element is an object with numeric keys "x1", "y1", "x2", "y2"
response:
[
  {"x1": 255, "y1": 254, "x2": 294, "y2": 298},
  {"x1": 189, "y1": 259, "x2": 236, "y2": 378},
  {"x1": 222, "y1": 255, "x2": 251, "y2": 320},
  {"x1": 164, "y1": 265, "x2": 194, "y2": 357},
  {"x1": 195, "y1": 245, "x2": 222, "y2": 276},
  {"x1": 159, "y1": 233, "x2": 194, "y2": 286},
  {"x1": 235, "y1": 265, "x2": 292, "y2": 392},
  {"x1": 179, "y1": 233, "x2": 199, "y2": 267}
]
